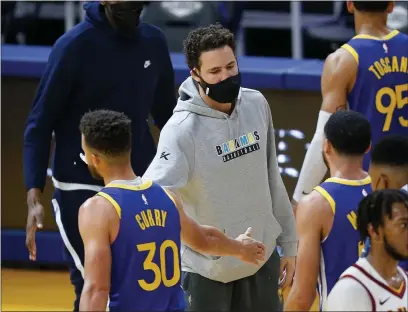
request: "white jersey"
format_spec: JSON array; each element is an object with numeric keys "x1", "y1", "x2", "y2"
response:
[{"x1": 327, "y1": 258, "x2": 408, "y2": 311}]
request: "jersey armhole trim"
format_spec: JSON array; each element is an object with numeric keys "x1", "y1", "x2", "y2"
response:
[
  {"x1": 314, "y1": 186, "x2": 336, "y2": 214},
  {"x1": 162, "y1": 188, "x2": 177, "y2": 207},
  {"x1": 341, "y1": 44, "x2": 359, "y2": 65},
  {"x1": 97, "y1": 191, "x2": 121, "y2": 219},
  {"x1": 340, "y1": 274, "x2": 376, "y2": 312}
]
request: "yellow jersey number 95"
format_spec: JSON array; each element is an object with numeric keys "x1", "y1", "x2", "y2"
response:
[{"x1": 376, "y1": 83, "x2": 408, "y2": 132}]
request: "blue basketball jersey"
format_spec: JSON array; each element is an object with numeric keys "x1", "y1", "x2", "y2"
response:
[
  {"x1": 314, "y1": 176, "x2": 372, "y2": 311},
  {"x1": 97, "y1": 178, "x2": 184, "y2": 312},
  {"x1": 342, "y1": 30, "x2": 408, "y2": 170}
]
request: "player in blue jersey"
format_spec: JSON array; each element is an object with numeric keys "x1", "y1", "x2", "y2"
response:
[
  {"x1": 293, "y1": 1, "x2": 408, "y2": 212},
  {"x1": 368, "y1": 135, "x2": 408, "y2": 271},
  {"x1": 369, "y1": 135, "x2": 408, "y2": 193},
  {"x1": 284, "y1": 111, "x2": 372, "y2": 311},
  {"x1": 77, "y1": 110, "x2": 266, "y2": 312}
]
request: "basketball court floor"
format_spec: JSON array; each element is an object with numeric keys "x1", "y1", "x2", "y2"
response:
[
  {"x1": 2, "y1": 269, "x2": 74, "y2": 311},
  {"x1": 1, "y1": 268, "x2": 318, "y2": 311}
]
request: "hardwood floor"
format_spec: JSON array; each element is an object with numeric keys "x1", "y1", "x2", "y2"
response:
[
  {"x1": 2, "y1": 269, "x2": 74, "y2": 311},
  {"x1": 1, "y1": 269, "x2": 319, "y2": 311}
]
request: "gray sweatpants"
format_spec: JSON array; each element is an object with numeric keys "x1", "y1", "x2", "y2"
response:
[{"x1": 181, "y1": 250, "x2": 282, "y2": 312}]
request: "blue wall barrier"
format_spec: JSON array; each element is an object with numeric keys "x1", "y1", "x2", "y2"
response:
[
  {"x1": 1, "y1": 44, "x2": 324, "y2": 265},
  {"x1": 2, "y1": 44, "x2": 323, "y2": 91}
]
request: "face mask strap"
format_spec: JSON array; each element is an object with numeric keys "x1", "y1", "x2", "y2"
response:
[{"x1": 193, "y1": 70, "x2": 210, "y2": 94}]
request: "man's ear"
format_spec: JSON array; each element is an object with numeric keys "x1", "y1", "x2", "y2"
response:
[
  {"x1": 346, "y1": 1, "x2": 355, "y2": 14},
  {"x1": 387, "y1": 1, "x2": 395, "y2": 14},
  {"x1": 190, "y1": 69, "x2": 200, "y2": 83},
  {"x1": 91, "y1": 153, "x2": 101, "y2": 167},
  {"x1": 379, "y1": 173, "x2": 389, "y2": 189},
  {"x1": 365, "y1": 142, "x2": 371, "y2": 155},
  {"x1": 368, "y1": 223, "x2": 381, "y2": 242}
]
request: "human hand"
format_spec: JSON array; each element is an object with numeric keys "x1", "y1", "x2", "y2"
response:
[
  {"x1": 279, "y1": 256, "x2": 296, "y2": 289},
  {"x1": 235, "y1": 227, "x2": 265, "y2": 266},
  {"x1": 26, "y1": 188, "x2": 44, "y2": 261}
]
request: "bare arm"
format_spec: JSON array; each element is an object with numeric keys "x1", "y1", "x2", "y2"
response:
[
  {"x1": 284, "y1": 192, "x2": 332, "y2": 311},
  {"x1": 79, "y1": 196, "x2": 117, "y2": 311},
  {"x1": 165, "y1": 189, "x2": 265, "y2": 265},
  {"x1": 292, "y1": 49, "x2": 357, "y2": 205},
  {"x1": 320, "y1": 48, "x2": 357, "y2": 113}
]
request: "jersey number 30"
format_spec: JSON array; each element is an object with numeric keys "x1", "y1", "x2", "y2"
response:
[
  {"x1": 137, "y1": 240, "x2": 180, "y2": 291},
  {"x1": 376, "y1": 83, "x2": 408, "y2": 132}
]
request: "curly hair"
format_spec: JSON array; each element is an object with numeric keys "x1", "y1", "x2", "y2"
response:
[
  {"x1": 79, "y1": 110, "x2": 132, "y2": 157},
  {"x1": 357, "y1": 189, "x2": 408, "y2": 242},
  {"x1": 183, "y1": 23, "x2": 236, "y2": 70}
]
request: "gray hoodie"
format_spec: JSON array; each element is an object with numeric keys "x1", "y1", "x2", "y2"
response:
[{"x1": 143, "y1": 77, "x2": 297, "y2": 283}]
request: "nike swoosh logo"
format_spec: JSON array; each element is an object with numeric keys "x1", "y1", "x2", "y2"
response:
[{"x1": 380, "y1": 297, "x2": 390, "y2": 305}]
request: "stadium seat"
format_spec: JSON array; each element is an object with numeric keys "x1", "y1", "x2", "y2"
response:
[
  {"x1": 303, "y1": 3, "x2": 354, "y2": 59},
  {"x1": 142, "y1": 1, "x2": 221, "y2": 53}
]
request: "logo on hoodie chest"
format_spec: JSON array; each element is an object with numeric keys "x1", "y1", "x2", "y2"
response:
[{"x1": 215, "y1": 131, "x2": 260, "y2": 162}]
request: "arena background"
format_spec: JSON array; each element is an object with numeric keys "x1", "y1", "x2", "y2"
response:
[
  {"x1": 2, "y1": 47, "x2": 324, "y2": 264},
  {"x1": 2, "y1": 78, "x2": 321, "y2": 232}
]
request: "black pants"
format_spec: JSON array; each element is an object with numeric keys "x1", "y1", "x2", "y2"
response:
[
  {"x1": 181, "y1": 250, "x2": 282, "y2": 312},
  {"x1": 52, "y1": 189, "x2": 97, "y2": 312}
]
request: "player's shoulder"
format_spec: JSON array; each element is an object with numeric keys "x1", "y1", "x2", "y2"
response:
[
  {"x1": 340, "y1": 262, "x2": 359, "y2": 278},
  {"x1": 339, "y1": 258, "x2": 370, "y2": 279},
  {"x1": 51, "y1": 18, "x2": 95, "y2": 57},
  {"x1": 159, "y1": 114, "x2": 194, "y2": 143},
  {"x1": 333, "y1": 259, "x2": 373, "y2": 294},
  {"x1": 324, "y1": 46, "x2": 358, "y2": 73},
  {"x1": 328, "y1": 272, "x2": 373, "y2": 307},
  {"x1": 299, "y1": 189, "x2": 333, "y2": 214},
  {"x1": 80, "y1": 193, "x2": 118, "y2": 219},
  {"x1": 240, "y1": 88, "x2": 267, "y2": 107},
  {"x1": 239, "y1": 88, "x2": 271, "y2": 119},
  {"x1": 296, "y1": 190, "x2": 333, "y2": 226}
]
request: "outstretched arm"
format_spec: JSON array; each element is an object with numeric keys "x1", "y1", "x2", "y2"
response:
[
  {"x1": 79, "y1": 196, "x2": 117, "y2": 311},
  {"x1": 164, "y1": 189, "x2": 265, "y2": 265},
  {"x1": 284, "y1": 192, "x2": 332, "y2": 311},
  {"x1": 292, "y1": 48, "x2": 357, "y2": 208}
]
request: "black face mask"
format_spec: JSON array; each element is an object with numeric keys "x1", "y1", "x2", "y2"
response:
[
  {"x1": 105, "y1": 2, "x2": 144, "y2": 34},
  {"x1": 197, "y1": 72, "x2": 241, "y2": 104}
]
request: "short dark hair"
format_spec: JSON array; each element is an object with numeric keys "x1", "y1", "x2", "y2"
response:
[
  {"x1": 371, "y1": 135, "x2": 408, "y2": 167},
  {"x1": 357, "y1": 189, "x2": 408, "y2": 242},
  {"x1": 80, "y1": 110, "x2": 132, "y2": 157},
  {"x1": 353, "y1": 1, "x2": 391, "y2": 12},
  {"x1": 183, "y1": 23, "x2": 236, "y2": 70},
  {"x1": 324, "y1": 110, "x2": 371, "y2": 156}
]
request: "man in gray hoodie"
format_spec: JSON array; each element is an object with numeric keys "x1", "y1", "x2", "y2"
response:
[{"x1": 143, "y1": 24, "x2": 297, "y2": 311}]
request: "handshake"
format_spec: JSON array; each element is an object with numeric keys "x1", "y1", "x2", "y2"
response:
[{"x1": 233, "y1": 227, "x2": 266, "y2": 266}]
